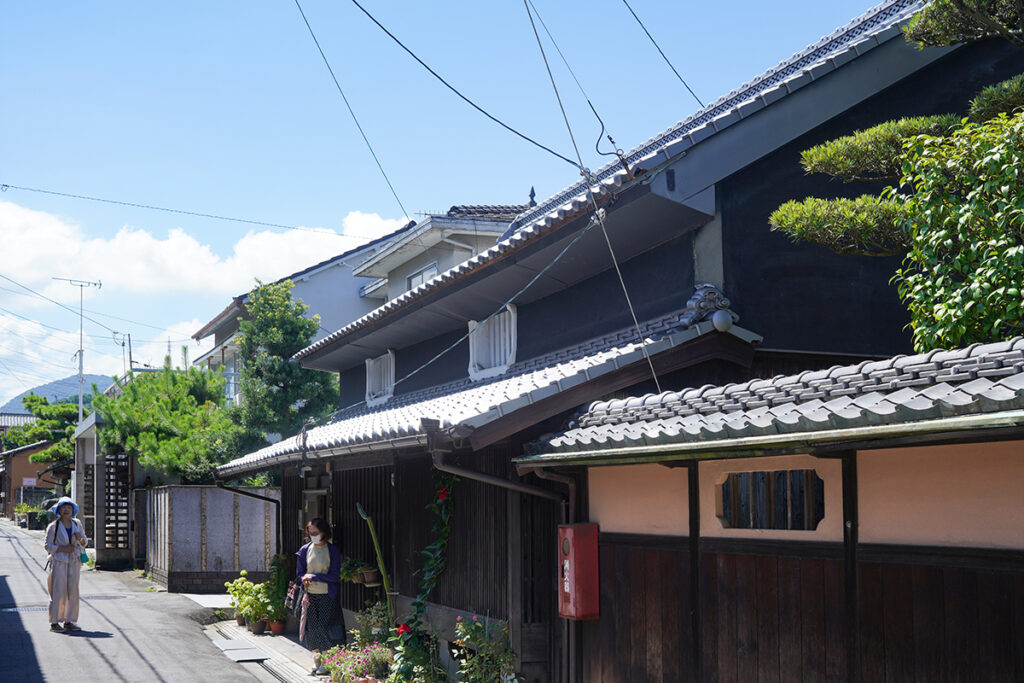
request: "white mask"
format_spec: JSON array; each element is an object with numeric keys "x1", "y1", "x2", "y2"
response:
[{"x1": 309, "y1": 534, "x2": 322, "y2": 543}]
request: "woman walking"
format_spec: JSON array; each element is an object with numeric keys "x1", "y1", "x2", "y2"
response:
[
  {"x1": 296, "y1": 517, "x2": 341, "y2": 676},
  {"x1": 44, "y1": 496, "x2": 88, "y2": 632}
]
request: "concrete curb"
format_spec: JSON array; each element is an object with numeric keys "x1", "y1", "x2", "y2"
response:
[{"x1": 204, "y1": 619, "x2": 321, "y2": 682}]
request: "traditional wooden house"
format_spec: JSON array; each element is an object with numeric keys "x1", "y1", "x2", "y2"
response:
[
  {"x1": 214, "y1": 1, "x2": 1024, "y2": 679},
  {"x1": 517, "y1": 339, "x2": 1024, "y2": 681}
]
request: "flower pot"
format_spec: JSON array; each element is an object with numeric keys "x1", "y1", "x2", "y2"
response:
[
  {"x1": 235, "y1": 613, "x2": 246, "y2": 626},
  {"x1": 250, "y1": 619, "x2": 267, "y2": 635},
  {"x1": 268, "y1": 619, "x2": 286, "y2": 635},
  {"x1": 362, "y1": 568, "x2": 381, "y2": 584},
  {"x1": 351, "y1": 573, "x2": 364, "y2": 584}
]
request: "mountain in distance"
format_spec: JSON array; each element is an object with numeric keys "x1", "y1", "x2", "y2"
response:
[{"x1": 1, "y1": 374, "x2": 114, "y2": 413}]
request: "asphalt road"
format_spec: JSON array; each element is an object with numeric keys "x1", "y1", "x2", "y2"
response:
[{"x1": 0, "y1": 519, "x2": 268, "y2": 682}]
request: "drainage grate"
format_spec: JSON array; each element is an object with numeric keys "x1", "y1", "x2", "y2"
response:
[{"x1": 81, "y1": 595, "x2": 126, "y2": 601}]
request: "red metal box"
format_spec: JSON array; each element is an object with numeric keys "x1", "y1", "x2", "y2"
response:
[{"x1": 557, "y1": 523, "x2": 599, "y2": 620}]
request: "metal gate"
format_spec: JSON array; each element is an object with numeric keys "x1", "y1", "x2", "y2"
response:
[{"x1": 103, "y1": 453, "x2": 130, "y2": 550}]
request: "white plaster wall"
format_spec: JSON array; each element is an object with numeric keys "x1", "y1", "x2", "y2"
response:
[
  {"x1": 292, "y1": 262, "x2": 379, "y2": 341},
  {"x1": 858, "y1": 440, "x2": 1024, "y2": 550},
  {"x1": 588, "y1": 464, "x2": 689, "y2": 536},
  {"x1": 699, "y1": 454, "x2": 843, "y2": 542}
]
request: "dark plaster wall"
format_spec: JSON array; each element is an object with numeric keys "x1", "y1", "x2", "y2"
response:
[{"x1": 722, "y1": 39, "x2": 1024, "y2": 356}]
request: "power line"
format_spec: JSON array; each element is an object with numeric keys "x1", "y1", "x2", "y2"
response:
[
  {"x1": 523, "y1": 0, "x2": 662, "y2": 394},
  {"x1": 0, "y1": 272, "x2": 117, "y2": 334},
  {"x1": 346, "y1": 0, "x2": 581, "y2": 170},
  {"x1": 0, "y1": 182, "x2": 392, "y2": 242},
  {"x1": 292, "y1": 0, "x2": 437, "y2": 266},
  {"x1": 619, "y1": 0, "x2": 704, "y2": 108}
]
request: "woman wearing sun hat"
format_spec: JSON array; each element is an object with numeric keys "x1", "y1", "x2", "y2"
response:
[{"x1": 44, "y1": 496, "x2": 88, "y2": 632}]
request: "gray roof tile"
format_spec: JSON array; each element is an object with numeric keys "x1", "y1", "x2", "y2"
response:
[{"x1": 535, "y1": 337, "x2": 1024, "y2": 455}]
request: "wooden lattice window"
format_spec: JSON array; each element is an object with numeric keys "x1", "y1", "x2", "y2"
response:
[{"x1": 717, "y1": 469, "x2": 825, "y2": 531}]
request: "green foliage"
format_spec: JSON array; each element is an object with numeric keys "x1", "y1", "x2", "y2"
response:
[
  {"x1": 324, "y1": 642, "x2": 394, "y2": 681},
  {"x1": 2, "y1": 394, "x2": 81, "y2": 463},
  {"x1": 389, "y1": 476, "x2": 457, "y2": 682},
  {"x1": 452, "y1": 617, "x2": 519, "y2": 682},
  {"x1": 893, "y1": 111, "x2": 1024, "y2": 350},
  {"x1": 340, "y1": 556, "x2": 365, "y2": 582},
  {"x1": 225, "y1": 570, "x2": 255, "y2": 613},
  {"x1": 93, "y1": 359, "x2": 243, "y2": 483},
  {"x1": 14, "y1": 502, "x2": 38, "y2": 516},
  {"x1": 800, "y1": 115, "x2": 960, "y2": 182},
  {"x1": 351, "y1": 601, "x2": 391, "y2": 647},
  {"x1": 266, "y1": 555, "x2": 291, "y2": 621},
  {"x1": 904, "y1": 0, "x2": 1024, "y2": 50},
  {"x1": 770, "y1": 195, "x2": 910, "y2": 256},
  {"x1": 236, "y1": 280, "x2": 339, "y2": 439},
  {"x1": 969, "y1": 72, "x2": 1024, "y2": 121}
]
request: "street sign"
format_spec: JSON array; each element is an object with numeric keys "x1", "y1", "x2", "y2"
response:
[{"x1": 22, "y1": 477, "x2": 36, "y2": 487}]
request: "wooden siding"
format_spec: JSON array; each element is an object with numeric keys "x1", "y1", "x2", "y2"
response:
[
  {"x1": 332, "y1": 465, "x2": 393, "y2": 612},
  {"x1": 395, "y1": 451, "x2": 509, "y2": 619},
  {"x1": 580, "y1": 541, "x2": 694, "y2": 683}
]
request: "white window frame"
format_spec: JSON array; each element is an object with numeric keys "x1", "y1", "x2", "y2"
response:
[
  {"x1": 365, "y1": 349, "x2": 395, "y2": 406},
  {"x1": 467, "y1": 304, "x2": 517, "y2": 380},
  {"x1": 407, "y1": 262, "x2": 439, "y2": 291}
]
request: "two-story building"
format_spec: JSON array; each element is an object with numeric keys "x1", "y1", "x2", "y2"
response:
[{"x1": 214, "y1": 1, "x2": 1024, "y2": 679}]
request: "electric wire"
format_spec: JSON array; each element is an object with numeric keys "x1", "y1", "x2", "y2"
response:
[
  {"x1": 523, "y1": 0, "x2": 662, "y2": 394},
  {"x1": 346, "y1": 0, "x2": 581, "y2": 170},
  {"x1": 524, "y1": 0, "x2": 622, "y2": 159},
  {"x1": 0, "y1": 358, "x2": 36, "y2": 391},
  {"x1": 0, "y1": 273, "x2": 118, "y2": 334},
  {"x1": 0, "y1": 183, "x2": 387, "y2": 241},
  {"x1": 292, "y1": 0, "x2": 437, "y2": 266},
  {"x1": 619, "y1": 0, "x2": 704, "y2": 108},
  {"x1": 309, "y1": 204, "x2": 607, "y2": 428}
]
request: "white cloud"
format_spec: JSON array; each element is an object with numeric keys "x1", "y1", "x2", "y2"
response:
[{"x1": 0, "y1": 201, "x2": 406, "y2": 298}]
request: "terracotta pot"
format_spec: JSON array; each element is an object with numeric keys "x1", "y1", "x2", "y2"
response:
[
  {"x1": 269, "y1": 619, "x2": 286, "y2": 635},
  {"x1": 250, "y1": 619, "x2": 267, "y2": 635},
  {"x1": 362, "y1": 568, "x2": 381, "y2": 584}
]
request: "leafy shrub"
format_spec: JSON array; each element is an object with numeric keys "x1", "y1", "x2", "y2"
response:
[
  {"x1": 770, "y1": 195, "x2": 909, "y2": 256},
  {"x1": 323, "y1": 642, "x2": 393, "y2": 681},
  {"x1": 970, "y1": 72, "x2": 1024, "y2": 122},
  {"x1": 452, "y1": 616, "x2": 519, "y2": 682},
  {"x1": 800, "y1": 115, "x2": 959, "y2": 181}
]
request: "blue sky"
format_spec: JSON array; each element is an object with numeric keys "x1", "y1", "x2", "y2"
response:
[{"x1": 1, "y1": 0, "x2": 874, "y2": 407}]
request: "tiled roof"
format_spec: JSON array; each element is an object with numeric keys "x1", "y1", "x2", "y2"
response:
[
  {"x1": 0, "y1": 412, "x2": 37, "y2": 429},
  {"x1": 295, "y1": 0, "x2": 921, "y2": 363},
  {"x1": 445, "y1": 204, "x2": 529, "y2": 222},
  {"x1": 1, "y1": 440, "x2": 51, "y2": 458},
  {"x1": 526, "y1": 338, "x2": 1024, "y2": 457},
  {"x1": 216, "y1": 286, "x2": 760, "y2": 477}
]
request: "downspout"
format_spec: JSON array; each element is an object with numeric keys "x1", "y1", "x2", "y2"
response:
[
  {"x1": 215, "y1": 479, "x2": 282, "y2": 558},
  {"x1": 519, "y1": 465, "x2": 579, "y2": 683},
  {"x1": 422, "y1": 419, "x2": 578, "y2": 682}
]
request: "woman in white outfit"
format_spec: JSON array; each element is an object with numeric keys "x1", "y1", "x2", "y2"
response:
[{"x1": 44, "y1": 496, "x2": 88, "y2": 632}]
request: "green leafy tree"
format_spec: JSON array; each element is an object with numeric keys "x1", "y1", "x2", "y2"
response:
[
  {"x1": 92, "y1": 359, "x2": 243, "y2": 483},
  {"x1": 770, "y1": 11, "x2": 1024, "y2": 350},
  {"x1": 891, "y1": 111, "x2": 1024, "y2": 350},
  {"x1": 1, "y1": 394, "x2": 81, "y2": 463},
  {"x1": 904, "y1": 0, "x2": 1023, "y2": 50},
  {"x1": 236, "y1": 280, "x2": 338, "y2": 438}
]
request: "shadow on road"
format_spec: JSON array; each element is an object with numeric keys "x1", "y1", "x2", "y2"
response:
[
  {"x1": 0, "y1": 574, "x2": 44, "y2": 683},
  {"x1": 64, "y1": 629, "x2": 114, "y2": 638}
]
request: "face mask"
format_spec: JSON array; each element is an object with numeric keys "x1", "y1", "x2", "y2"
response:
[{"x1": 309, "y1": 534, "x2": 322, "y2": 543}]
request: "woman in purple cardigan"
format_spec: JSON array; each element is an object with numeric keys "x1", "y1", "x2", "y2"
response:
[{"x1": 296, "y1": 517, "x2": 341, "y2": 675}]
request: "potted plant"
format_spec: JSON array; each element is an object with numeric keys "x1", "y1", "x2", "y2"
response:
[
  {"x1": 352, "y1": 601, "x2": 391, "y2": 646},
  {"x1": 245, "y1": 582, "x2": 272, "y2": 635},
  {"x1": 322, "y1": 642, "x2": 393, "y2": 682},
  {"x1": 452, "y1": 615, "x2": 519, "y2": 682},
  {"x1": 224, "y1": 570, "x2": 254, "y2": 626},
  {"x1": 361, "y1": 563, "x2": 382, "y2": 585},
  {"x1": 266, "y1": 555, "x2": 290, "y2": 635},
  {"x1": 340, "y1": 556, "x2": 364, "y2": 583}
]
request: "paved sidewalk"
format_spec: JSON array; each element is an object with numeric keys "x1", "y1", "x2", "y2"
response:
[{"x1": 204, "y1": 619, "x2": 322, "y2": 682}]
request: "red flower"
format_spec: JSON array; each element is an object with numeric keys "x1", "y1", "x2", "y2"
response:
[
  {"x1": 396, "y1": 623, "x2": 411, "y2": 635},
  {"x1": 438, "y1": 486, "x2": 449, "y2": 501}
]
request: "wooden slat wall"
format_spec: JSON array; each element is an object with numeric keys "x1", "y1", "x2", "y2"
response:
[
  {"x1": 333, "y1": 465, "x2": 392, "y2": 612},
  {"x1": 394, "y1": 451, "x2": 509, "y2": 619},
  {"x1": 701, "y1": 552, "x2": 847, "y2": 683},
  {"x1": 580, "y1": 542, "x2": 693, "y2": 683},
  {"x1": 859, "y1": 562, "x2": 1024, "y2": 683},
  {"x1": 280, "y1": 468, "x2": 300, "y2": 560}
]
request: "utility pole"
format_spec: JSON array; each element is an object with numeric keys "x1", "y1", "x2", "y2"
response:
[{"x1": 53, "y1": 277, "x2": 102, "y2": 423}]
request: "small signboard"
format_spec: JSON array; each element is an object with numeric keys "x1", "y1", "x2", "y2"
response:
[{"x1": 22, "y1": 477, "x2": 36, "y2": 488}]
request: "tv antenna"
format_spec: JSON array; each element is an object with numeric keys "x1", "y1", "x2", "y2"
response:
[{"x1": 52, "y1": 277, "x2": 102, "y2": 422}]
